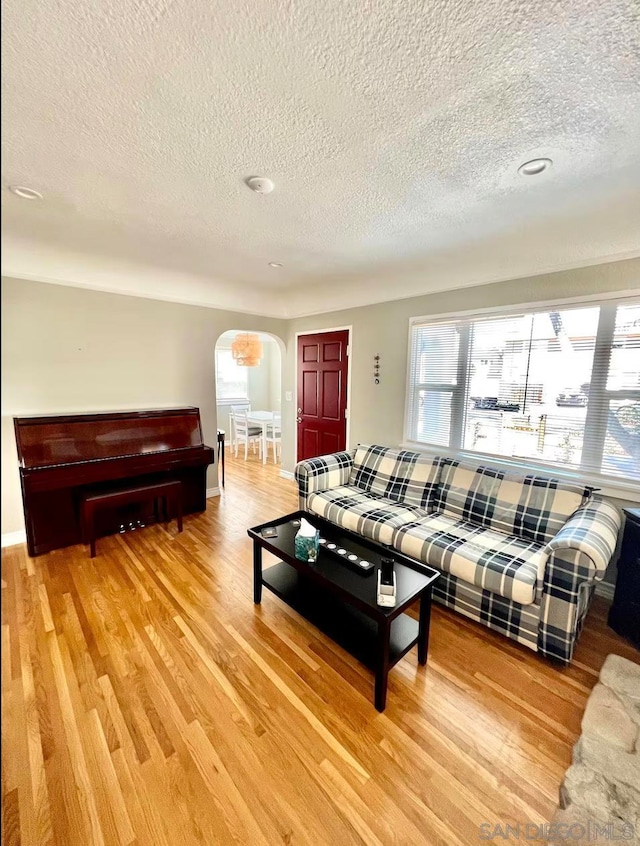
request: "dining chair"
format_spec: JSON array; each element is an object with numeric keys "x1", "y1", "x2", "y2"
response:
[
  {"x1": 229, "y1": 403, "x2": 251, "y2": 451},
  {"x1": 234, "y1": 411, "x2": 262, "y2": 460},
  {"x1": 265, "y1": 412, "x2": 282, "y2": 463}
]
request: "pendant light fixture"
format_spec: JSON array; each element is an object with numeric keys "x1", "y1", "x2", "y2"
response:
[{"x1": 231, "y1": 333, "x2": 263, "y2": 367}]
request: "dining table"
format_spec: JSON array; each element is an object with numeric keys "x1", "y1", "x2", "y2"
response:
[{"x1": 245, "y1": 411, "x2": 277, "y2": 465}]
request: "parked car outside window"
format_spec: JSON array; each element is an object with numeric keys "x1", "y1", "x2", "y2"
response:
[
  {"x1": 556, "y1": 389, "x2": 588, "y2": 407},
  {"x1": 471, "y1": 396, "x2": 521, "y2": 412}
]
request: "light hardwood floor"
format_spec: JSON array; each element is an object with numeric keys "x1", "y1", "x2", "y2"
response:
[{"x1": 2, "y1": 450, "x2": 638, "y2": 846}]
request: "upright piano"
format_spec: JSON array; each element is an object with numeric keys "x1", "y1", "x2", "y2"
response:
[{"x1": 14, "y1": 407, "x2": 216, "y2": 556}]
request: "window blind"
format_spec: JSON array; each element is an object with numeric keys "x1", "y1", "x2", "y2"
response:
[
  {"x1": 405, "y1": 298, "x2": 640, "y2": 484},
  {"x1": 405, "y1": 321, "x2": 461, "y2": 448},
  {"x1": 602, "y1": 303, "x2": 640, "y2": 477}
]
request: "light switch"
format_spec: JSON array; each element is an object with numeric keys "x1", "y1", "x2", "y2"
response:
[{"x1": 285, "y1": 391, "x2": 293, "y2": 402}]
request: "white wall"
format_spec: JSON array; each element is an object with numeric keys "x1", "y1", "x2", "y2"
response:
[{"x1": 1, "y1": 277, "x2": 287, "y2": 535}]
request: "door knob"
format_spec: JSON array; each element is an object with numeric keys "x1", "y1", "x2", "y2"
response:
[{"x1": 296, "y1": 417, "x2": 302, "y2": 424}]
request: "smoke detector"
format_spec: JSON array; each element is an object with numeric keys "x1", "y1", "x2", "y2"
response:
[{"x1": 245, "y1": 176, "x2": 275, "y2": 194}]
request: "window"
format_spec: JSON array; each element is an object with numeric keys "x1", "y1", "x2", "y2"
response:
[
  {"x1": 405, "y1": 299, "x2": 640, "y2": 485},
  {"x1": 215, "y1": 349, "x2": 249, "y2": 401}
]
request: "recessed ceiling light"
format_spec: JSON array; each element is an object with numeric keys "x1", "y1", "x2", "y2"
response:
[
  {"x1": 9, "y1": 185, "x2": 43, "y2": 200},
  {"x1": 246, "y1": 176, "x2": 275, "y2": 194},
  {"x1": 518, "y1": 158, "x2": 552, "y2": 176},
  {"x1": 268, "y1": 262, "x2": 283, "y2": 268}
]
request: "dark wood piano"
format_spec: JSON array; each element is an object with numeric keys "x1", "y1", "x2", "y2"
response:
[{"x1": 14, "y1": 407, "x2": 216, "y2": 556}]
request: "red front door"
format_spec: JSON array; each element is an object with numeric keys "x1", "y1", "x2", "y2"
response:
[{"x1": 297, "y1": 330, "x2": 349, "y2": 462}]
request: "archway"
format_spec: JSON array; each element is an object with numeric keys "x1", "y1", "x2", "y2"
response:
[{"x1": 214, "y1": 330, "x2": 285, "y2": 480}]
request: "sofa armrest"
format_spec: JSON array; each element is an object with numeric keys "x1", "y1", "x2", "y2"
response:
[
  {"x1": 537, "y1": 496, "x2": 621, "y2": 664},
  {"x1": 294, "y1": 450, "x2": 356, "y2": 509},
  {"x1": 543, "y1": 496, "x2": 621, "y2": 577}
]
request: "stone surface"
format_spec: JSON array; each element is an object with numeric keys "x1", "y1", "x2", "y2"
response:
[
  {"x1": 581, "y1": 683, "x2": 638, "y2": 752},
  {"x1": 561, "y1": 762, "x2": 640, "y2": 830},
  {"x1": 549, "y1": 807, "x2": 640, "y2": 846},
  {"x1": 576, "y1": 735, "x2": 640, "y2": 791},
  {"x1": 550, "y1": 654, "x2": 640, "y2": 844},
  {"x1": 600, "y1": 654, "x2": 640, "y2": 701},
  {"x1": 622, "y1": 694, "x2": 640, "y2": 728}
]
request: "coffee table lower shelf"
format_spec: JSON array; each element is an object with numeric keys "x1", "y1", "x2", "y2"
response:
[{"x1": 263, "y1": 561, "x2": 419, "y2": 690}]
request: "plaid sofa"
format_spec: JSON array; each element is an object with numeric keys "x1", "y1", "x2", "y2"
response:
[{"x1": 294, "y1": 444, "x2": 621, "y2": 665}]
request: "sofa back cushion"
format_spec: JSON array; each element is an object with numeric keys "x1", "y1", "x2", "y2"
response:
[
  {"x1": 349, "y1": 444, "x2": 442, "y2": 510},
  {"x1": 437, "y1": 460, "x2": 590, "y2": 544}
]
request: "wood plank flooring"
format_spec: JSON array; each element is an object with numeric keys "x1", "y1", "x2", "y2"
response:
[{"x1": 2, "y1": 450, "x2": 638, "y2": 846}]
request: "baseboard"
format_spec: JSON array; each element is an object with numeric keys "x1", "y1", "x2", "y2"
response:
[
  {"x1": 279, "y1": 470, "x2": 295, "y2": 480},
  {"x1": 206, "y1": 487, "x2": 221, "y2": 498},
  {"x1": 594, "y1": 581, "x2": 615, "y2": 601},
  {"x1": 1, "y1": 530, "x2": 27, "y2": 548}
]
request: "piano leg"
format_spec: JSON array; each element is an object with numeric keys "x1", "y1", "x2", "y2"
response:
[
  {"x1": 217, "y1": 431, "x2": 225, "y2": 487},
  {"x1": 81, "y1": 498, "x2": 98, "y2": 558}
]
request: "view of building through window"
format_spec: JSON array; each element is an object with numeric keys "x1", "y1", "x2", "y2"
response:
[
  {"x1": 463, "y1": 307, "x2": 599, "y2": 469},
  {"x1": 407, "y1": 300, "x2": 640, "y2": 482}
]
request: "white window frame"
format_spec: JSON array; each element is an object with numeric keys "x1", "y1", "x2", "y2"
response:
[
  {"x1": 402, "y1": 291, "x2": 640, "y2": 502},
  {"x1": 215, "y1": 348, "x2": 249, "y2": 405}
]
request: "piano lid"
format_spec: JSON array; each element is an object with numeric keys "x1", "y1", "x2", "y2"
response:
[{"x1": 14, "y1": 407, "x2": 206, "y2": 469}]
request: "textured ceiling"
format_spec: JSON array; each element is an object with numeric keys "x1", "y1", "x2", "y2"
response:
[{"x1": 2, "y1": 0, "x2": 640, "y2": 316}]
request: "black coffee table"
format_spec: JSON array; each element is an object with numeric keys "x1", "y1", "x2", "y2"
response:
[{"x1": 248, "y1": 510, "x2": 440, "y2": 711}]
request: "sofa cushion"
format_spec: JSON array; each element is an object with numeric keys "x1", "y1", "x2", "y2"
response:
[
  {"x1": 393, "y1": 513, "x2": 547, "y2": 605},
  {"x1": 437, "y1": 460, "x2": 589, "y2": 544},
  {"x1": 307, "y1": 485, "x2": 429, "y2": 546},
  {"x1": 349, "y1": 444, "x2": 441, "y2": 510}
]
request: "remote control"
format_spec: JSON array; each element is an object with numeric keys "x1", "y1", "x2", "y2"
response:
[{"x1": 377, "y1": 569, "x2": 397, "y2": 607}]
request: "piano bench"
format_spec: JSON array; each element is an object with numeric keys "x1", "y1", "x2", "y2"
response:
[{"x1": 81, "y1": 480, "x2": 183, "y2": 558}]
